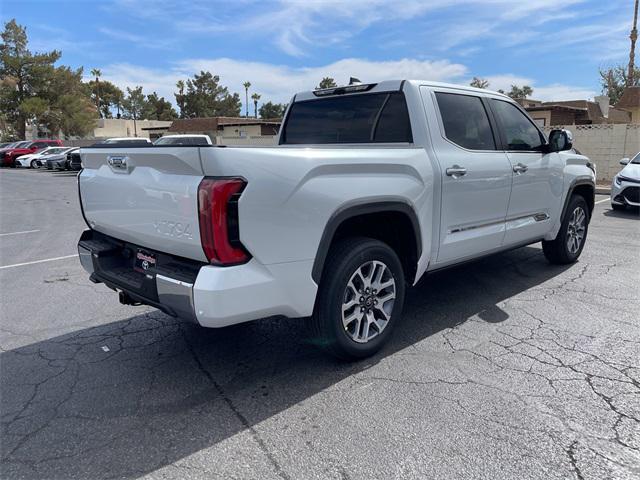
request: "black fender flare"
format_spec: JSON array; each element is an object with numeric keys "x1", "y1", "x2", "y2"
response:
[
  {"x1": 311, "y1": 201, "x2": 422, "y2": 284},
  {"x1": 561, "y1": 178, "x2": 595, "y2": 222}
]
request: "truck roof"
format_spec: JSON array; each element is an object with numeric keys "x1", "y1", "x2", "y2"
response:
[{"x1": 293, "y1": 79, "x2": 510, "y2": 102}]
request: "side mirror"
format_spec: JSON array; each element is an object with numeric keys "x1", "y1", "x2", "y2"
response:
[
  {"x1": 620, "y1": 158, "x2": 630, "y2": 166},
  {"x1": 548, "y1": 129, "x2": 573, "y2": 152}
]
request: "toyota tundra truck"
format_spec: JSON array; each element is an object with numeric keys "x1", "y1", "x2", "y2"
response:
[{"x1": 77, "y1": 80, "x2": 595, "y2": 359}]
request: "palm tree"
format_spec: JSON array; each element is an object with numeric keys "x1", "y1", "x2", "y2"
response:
[
  {"x1": 243, "y1": 81, "x2": 251, "y2": 117},
  {"x1": 91, "y1": 68, "x2": 102, "y2": 117},
  {"x1": 251, "y1": 93, "x2": 261, "y2": 118},
  {"x1": 114, "y1": 89, "x2": 123, "y2": 119},
  {"x1": 629, "y1": 0, "x2": 639, "y2": 85}
]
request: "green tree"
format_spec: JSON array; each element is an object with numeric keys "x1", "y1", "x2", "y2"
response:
[
  {"x1": 0, "y1": 19, "x2": 61, "y2": 138},
  {"x1": 599, "y1": 65, "x2": 640, "y2": 104},
  {"x1": 143, "y1": 92, "x2": 177, "y2": 120},
  {"x1": 43, "y1": 92, "x2": 96, "y2": 138},
  {"x1": 87, "y1": 79, "x2": 124, "y2": 118},
  {"x1": 258, "y1": 101, "x2": 287, "y2": 118},
  {"x1": 498, "y1": 85, "x2": 534, "y2": 99},
  {"x1": 243, "y1": 81, "x2": 251, "y2": 117},
  {"x1": 470, "y1": 77, "x2": 489, "y2": 89},
  {"x1": 251, "y1": 92, "x2": 260, "y2": 118},
  {"x1": 43, "y1": 66, "x2": 96, "y2": 137},
  {"x1": 177, "y1": 71, "x2": 241, "y2": 118},
  {"x1": 316, "y1": 77, "x2": 337, "y2": 89},
  {"x1": 121, "y1": 86, "x2": 146, "y2": 136}
]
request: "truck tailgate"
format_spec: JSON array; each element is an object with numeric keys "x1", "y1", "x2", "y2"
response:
[{"x1": 79, "y1": 147, "x2": 207, "y2": 262}]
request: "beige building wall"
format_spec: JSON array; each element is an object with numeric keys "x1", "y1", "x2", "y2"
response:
[
  {"x1": 530, "y1": 111, "x2": 551, "y2": 127},
  {"x1": 544, "y1": 124, "x2": 640, "y2": 182},
  {"x1": 93, "y1": 119, "x2": 173, "y2": 139},
  {"x1": 220, "y1": 124, "x2": 263, "y2": 138},
  {"x1": 626, "y1": 107, "x2": 640, "y2": 124},
  {"x1": 217, "y1": 135, "x2": 276, "y2": 146}
]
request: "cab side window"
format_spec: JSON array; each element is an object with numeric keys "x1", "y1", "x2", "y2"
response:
[
  {"x1": 491, "y1": 100, "x2": 544, "y2": 151},
  {"x1": 435, "y1": 92, "x2": 496, "y2": 151}
]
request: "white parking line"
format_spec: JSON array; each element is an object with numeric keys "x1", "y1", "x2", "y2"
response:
[
  {"x1": 0, "y1": 254, "x2": 78, "y2": 270},
  {"x1": 0, "y1": 229, "x2": 40, "y2": 237},
  {"x1": 595, "y1": 197, "x2": 611, "y2": 205}
]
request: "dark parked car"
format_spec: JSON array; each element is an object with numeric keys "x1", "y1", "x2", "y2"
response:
[
  {"x1": 69, "y1": 150, "x2": 82, "y2": 171},
  {"x1": 46, "y1": 148, "x2": 78, "y2": 170}
]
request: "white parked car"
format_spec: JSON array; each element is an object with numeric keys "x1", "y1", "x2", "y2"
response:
[
  {"x1": 611, "y1": 152, "x2": 640, "y2": 210},
  {"x1": 154, "y1": 134, "x2": 213, "y2": 146},
  {"x1": 15, "y1": 146, "x2": 74, "y2": 168},
  {"x1": 96, "y1": 137, "x2": 152, "y2": 145},
  {"x1": 77, "y1": 80, "x2": 596, "y2": 359}
]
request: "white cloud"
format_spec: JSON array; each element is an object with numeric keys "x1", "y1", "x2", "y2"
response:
[
  {"x1": 482, "y1": 75, "x2": 597, "y2": 101},
  {"x1": 100, "y1": 57, "x2": 597, "y2": 113},
  {"x1": 100, "y1": 57, "x2": 468, "y2": 108},
  {"x1": 532, "y1": 84, "x2": 597, "y2": 102}
]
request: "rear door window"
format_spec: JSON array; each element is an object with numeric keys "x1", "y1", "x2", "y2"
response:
[
  {"x1": 435, "y1": 92, "x2": 496, "y2": 150},
  {"x1": 281, "y1": 92, "x2": 412, "y2": 144}
]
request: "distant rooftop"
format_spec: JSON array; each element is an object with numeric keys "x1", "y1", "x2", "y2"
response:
[
  {"x1": 168, "y1": 117, "x2": 282, "y2": 133},
  {"x1": 616, "y1": 86, "x2": 640, "y2": 109}
]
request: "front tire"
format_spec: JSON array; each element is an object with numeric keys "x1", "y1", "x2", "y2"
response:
[
  {"x1": 30, "y1": 160, "x2": 37, "y2": 169},
  {"x1": 611, "y1": 203, "x2": 625, "y2": 211},
  {"x1": 310, "y1": 237, "x2": 405, "y2": 360},
  {"x1": 542, "y1": 195, "x2": 589, "y2": 264}
]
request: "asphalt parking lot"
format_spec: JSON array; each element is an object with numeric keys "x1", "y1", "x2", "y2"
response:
[{"x1": 1, "y1": 168, "x2": 639, "y2": 480}]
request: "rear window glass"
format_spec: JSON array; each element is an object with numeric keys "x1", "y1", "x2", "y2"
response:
[
  {"x1": 435, "y1": 92, "x2": 496, "y2": 150},
  {"x1": 281, "y1": 92, "x2": 412, "y2": 144}
]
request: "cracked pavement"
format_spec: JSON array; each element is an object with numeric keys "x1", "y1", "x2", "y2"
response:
[{"x1": 1, "y1": 168, "x2": 639, "y2": 479}]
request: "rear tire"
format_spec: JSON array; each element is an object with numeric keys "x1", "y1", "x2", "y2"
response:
[
  {"x1": 542, "y1": 195, "x2": 589, "y2": 264},
  {"x1": 310, "y1": 237, "x2": 405, "y2": 360}
]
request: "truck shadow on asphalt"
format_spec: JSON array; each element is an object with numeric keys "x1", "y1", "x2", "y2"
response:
[{"x1": 1, "y1": 246, "x2": 572, "y2": 478}]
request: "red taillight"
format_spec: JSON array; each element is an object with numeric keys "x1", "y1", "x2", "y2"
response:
[{"x1": 198, "y1": 178, "x2": 250, "y2": 266}]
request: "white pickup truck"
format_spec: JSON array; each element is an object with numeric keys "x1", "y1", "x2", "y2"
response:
[{"x1": 77, "y1": 80, "x2": 595, "y2": 359}]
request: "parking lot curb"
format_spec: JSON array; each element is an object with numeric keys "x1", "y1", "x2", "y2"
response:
[{"x1": 595, "y1": 185, "x2": 611, "y2": 195}]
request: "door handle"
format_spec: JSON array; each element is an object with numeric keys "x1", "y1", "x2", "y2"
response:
[
  {"x1": 446, "y1": 165, "x2": 467, "y2": 178},
  {"x1": 513, "y1": 163, "x2": 528, "y2": 174}
]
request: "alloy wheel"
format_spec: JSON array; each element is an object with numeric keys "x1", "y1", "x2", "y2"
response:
[
  {"x1": 341, "y1": 260, "x2": 396, "y2": 343},
  {"x1": 566, "y1": 206, "x2": 586, "y2": 254}
]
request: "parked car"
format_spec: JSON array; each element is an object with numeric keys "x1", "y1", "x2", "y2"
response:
[
  {"x1": 77, "y1": 80, "x2": 595, "y2": 359},
  {"x1": 611, "y1": 152, "x2": 640, "y2": 210},
  {"x1": 153, "y1": 134, "x2": 213, "y2": 146},
  {"x1": 0, "y1": 141, "x2": 29, "y2": 160},
  {"x1": 92, "y1": 137, "x2": 153, "y2": 147},
  {"x1": 1, "y1": 139, "x2": 63, "y2": 167},
  {"x1": 68, "y1": 149, "x2": 83, "y2": 171},
  {"x1": 15, "y1": 146, "x2": 75, "y2": 168},
  {"x1": 45, "y1": 148, "x2": 79, "y2": 170},
  {"x1": 0, "y1": 141, "x2": 29, "y2": 166}
]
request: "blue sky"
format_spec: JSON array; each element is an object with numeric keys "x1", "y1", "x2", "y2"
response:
[{"x1": 2, "y1": 0, "x2": 634, "y2": 111}]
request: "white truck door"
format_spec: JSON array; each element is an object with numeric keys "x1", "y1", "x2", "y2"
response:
[
  {"x1": 423, "y1": 88, "x2": 513, "y2": 265},
  {"x1": 488, "y1": 99, "x2": 563, "y2": 246}
]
